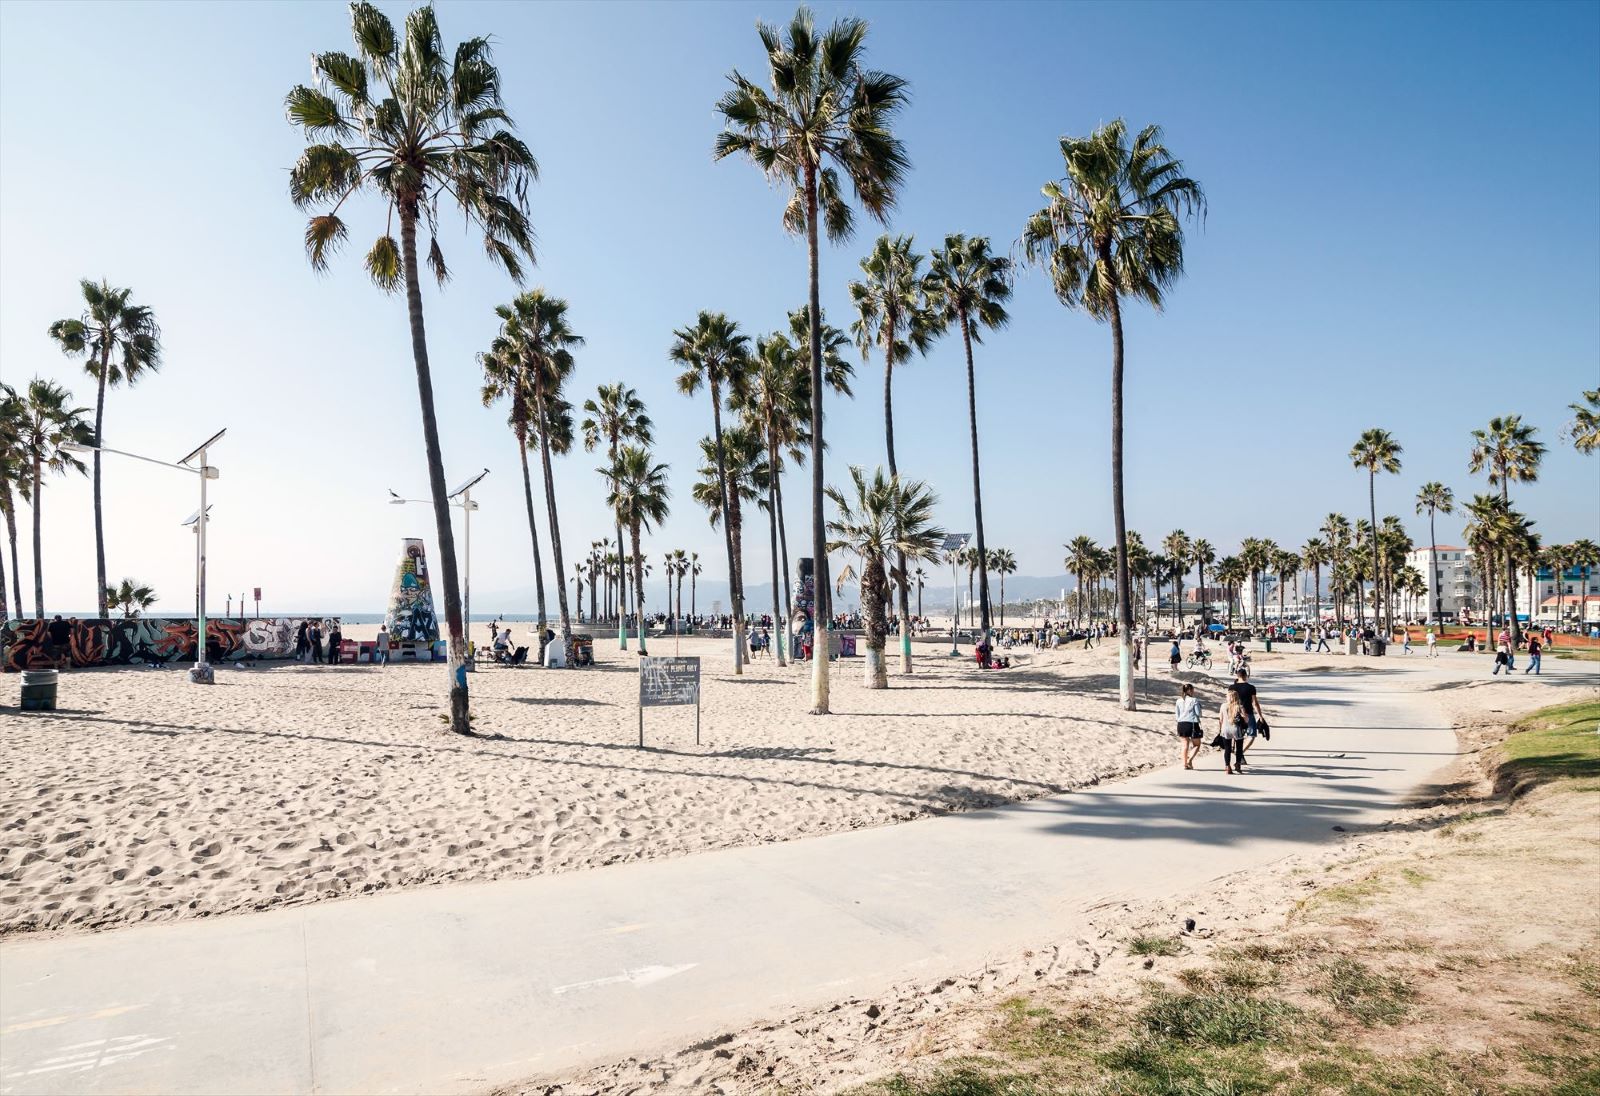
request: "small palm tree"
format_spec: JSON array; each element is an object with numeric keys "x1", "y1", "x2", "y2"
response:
[
  {"x1": 715, "y1": 5, "x2": 911, "y2": 714},
  {"x1": 1022, "y1": 120, "x2": 1204, "y2": 711},
  {"x1": 48, "y1": 279, "x2": 162, "y2": 619},
  {"x1": 667, "y1": 549, "x2": 688, "y2": 633},
  {"x1": 1214, "y1": 555, "x2": 1245, "y2": 631},
  {"x1": 825, "y1": 466, "x2": 944, "y2": 688},
  {"x1": 913, "y1": 565, "x2": 926, "y2": 618},
  {"x1": 1469, "y1": 415, "x2": 1545, "y2": 644},
  {"x1": 673, "y1": 311, "x2": 754, "y2": 674},
  {"x1": 1566, "y1": 390, "x2": 1598, "y2": 455},
  {"x1": 1162, "y1": 530, "x2": 1192, "y2": 631},
  {"x1": 18, "y1": 379, "x2": 92, "y2": 618},
  {"x1": 105, "y1": 578, "x2": 157, "y2": 619},
  {"x1": 1320, "y1": 514, "x2": 1352, "y2": 627},
  {"x1": 924, "y1": 234, "x2": 1012, "y2": 641},
  {"x1": 582, "y1": 385, "x2": 653, "y2": 645},
  {"x1": 1413, "y1": 482, "x2": 1454, "y2": 627},
  {"x1": 1567, "y1": 538, "x2": 1598, "y2": 631},
  {"x1": 1191, "y1": 538, "x2": 1216, "y2": 627},
  {"x1": 1349, "y1": 429, "x2": 1403, "y2": 630},
  {"x1": 607, "y1": 446, "x2": 670, "y2": 657},
  {"x1": 1273, "y1": 549, "x2": 1300, "y2": 626},
  {"x1": 286, "y1": 2, "x2": 538, "y2": 732},
  {"x1": 690, "y1": 553, "x2": 703, "y2": 626},
  {"x1": 691, "y1": 423, "x2": 766, "y2": 655},
  {"x1": 1064, "y1": 535, "x2": 1099, "y2": 623},
  {"x1": 989, "y1": 548, "x2": 1016, "y2": 626},
  {"x1": 1301, "y1": 538, "x2": 1329, "y2": 625}
]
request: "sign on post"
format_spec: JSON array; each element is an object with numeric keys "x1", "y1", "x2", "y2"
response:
[{"x1": 638, "y1": 655, "x2": 701, "y2": 748}]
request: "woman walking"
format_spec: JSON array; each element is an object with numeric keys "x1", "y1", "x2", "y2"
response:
[
  {"x1": 1217, "y1": 688, "x2": 1247, "y2": 775},
  {"x1": 1176, "y1": 683, "x2": 1203, "y2": 769}
]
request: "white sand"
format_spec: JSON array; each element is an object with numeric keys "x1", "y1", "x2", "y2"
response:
[{"x1": 0, "y1": 632, "x2": 1208, "y2": 935}]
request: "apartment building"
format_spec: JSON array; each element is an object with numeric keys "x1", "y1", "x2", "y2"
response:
[{"x1": 1407, "y1": 545, "x2": 1482, "y2": 621}]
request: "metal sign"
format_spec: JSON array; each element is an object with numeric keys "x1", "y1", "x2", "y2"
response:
[{"x1": 638, "y1": 655, "x2": 701, "y2": 747}]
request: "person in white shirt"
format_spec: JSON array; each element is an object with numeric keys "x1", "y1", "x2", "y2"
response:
[
  {"x1": 1175, "y1": 683, "x2": 1203, "y2": 770},
  {"x1": 1426, "y1": 628, "x2": 1438, "y2": 657}
]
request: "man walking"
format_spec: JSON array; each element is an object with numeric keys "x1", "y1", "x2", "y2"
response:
[
  {"x1": 1315, "y1": 625, "x2": 1331, "y2": 653},
  {"x1": 1228, "y1": 667, "x2": 1268, "y2": 766},
  {"x1": 376, "y1": 624, "x2": 391, "y2": 666},
  {"x1": 1524, "y1": 635, "x2": 1542, "y2": 675}
]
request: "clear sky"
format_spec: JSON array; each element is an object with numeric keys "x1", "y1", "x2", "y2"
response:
[{"x1": 1, "y1": 0, "x2": 1596, "y2": 616}]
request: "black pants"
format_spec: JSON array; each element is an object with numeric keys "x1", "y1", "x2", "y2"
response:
[{"x1": 1223, "y1": 735, "x2": 1244, "y2": 768}]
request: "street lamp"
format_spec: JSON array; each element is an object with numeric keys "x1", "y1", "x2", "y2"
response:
[
  {"x1": 941, "y1": 533, "x2": 970, "y2": 657},
  {"x1": 64, "y1": 429, "x2": 226, "y2": 684},
  {"x1": 388, "y1": 469, "x2": 488, "y2": 647}
]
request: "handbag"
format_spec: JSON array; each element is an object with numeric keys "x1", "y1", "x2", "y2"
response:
[{"x1": 1257, "y1": 717, "x2": 1271, "y2": 741}]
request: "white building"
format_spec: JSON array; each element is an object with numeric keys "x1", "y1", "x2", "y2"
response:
[{"x1": 1407, "y1": 545, "x2": 1482, "y2": 622}]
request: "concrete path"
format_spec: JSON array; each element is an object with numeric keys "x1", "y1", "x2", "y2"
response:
[{"x1": 2, "y1": 658, "x2": 1563, "y2": 1095}]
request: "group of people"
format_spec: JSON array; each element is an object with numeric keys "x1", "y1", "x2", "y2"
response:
[
  {"x1": 1491, "y1": 628, "x2": 1544, "y2": 675},
  {"x1": 293, "y1": 619, "x2": 355, "y2": 664},
  {"x1": 1175, "y1": 667, "x2": 1269, "y2": 776}
]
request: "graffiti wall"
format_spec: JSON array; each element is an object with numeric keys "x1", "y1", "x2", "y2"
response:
[
  {"x1": 385, "y1": 537, "x2": 440, "y2": 643},
  {"x1": 1, "y1": 617, "x2": 339, "y2": 672}
]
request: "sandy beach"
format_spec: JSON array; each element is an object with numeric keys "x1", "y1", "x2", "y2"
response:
[{"x1": 0, "y1": 632, "x2": 1211, "y2": 936}]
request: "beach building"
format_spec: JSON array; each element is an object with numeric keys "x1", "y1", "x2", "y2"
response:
[
  {"x1": 1407, "y1": 545, "x2": 1482, "y2": 622},
  {"x1": 1531, "y1": 565, "x2": 1600, "y2": 625}
]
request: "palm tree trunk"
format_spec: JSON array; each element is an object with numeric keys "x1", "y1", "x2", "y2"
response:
[
  {"x1": 1103, "y1": 282, "x2": 1135, "y2": 709},
  {"x1": 4, "y1": 499, "x2": 20, "y2": 618},
  {"x1": 535, "y1": 395, "x2": 572, "y2": 655},
  {"x1": 589, "y1": 557, "x2": 598, "y2": 624},
  {"x1": 881, "y1": 338, "x2": 914, "y2": 674},
  {"x1": 863, "y1": 555, "x2": 887, "y2": 689},
  {"x1": 959, "y1": 311, "x2": 993, "y2": 638},
  {"x1": 767, "y1": 437, "x2": 788, "y2": 666},
  {"x1": 804, "y1": 163, "x2": 829, "y2": 713},
  {"x1": 1198, "y1": 561, "x2": 1207, "y2": 628},
  {"x1": 1000, "y1": 571, "x2": 1006, "y2": 626},
  {"x1": 0, "y1": 521, "x2": 7, "y2": 621},
  {"x1": 630, "y1": 522, "x2": 647, "y2": 656},
  {"x1": 708, "y1": 381, "x2": 746, "y2": 674},
  {"x1": 31, "y1": 461, "x2": 43, "y2": 619},
  {"x1": 92, "y1": 351, "x2": 109, "y2": 619},
  {"x1": 610, "y1": 433, "x2": 627, "y2": 647},
  {"x1": 728, "y1": 486, "x2": 748, "y2": 664},
  {"x1": 517, "y1": 433, "x2": 548, "y2": 659},
  {"x1": 398, "y1": 207, "x2": 469, "y2": 734},
  {"x1": 1427, "y1": 508, "x2": 1438, "y2": 626}
]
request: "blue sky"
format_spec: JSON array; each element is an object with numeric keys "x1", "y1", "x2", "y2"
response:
[{"x1": 1, "y1": 0, "x2": 1596, "y2": 615}]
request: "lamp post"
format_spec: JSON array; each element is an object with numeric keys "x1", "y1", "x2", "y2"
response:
[
  {"x1": 388, "y1": 469, "x2": 488, "y2": 650},
  {"x1": 64, "y1": 429, "x2": 226, "y2": 684},
  {"x1": 941, "y1": 533, "x2": 970, "y2": 657}
]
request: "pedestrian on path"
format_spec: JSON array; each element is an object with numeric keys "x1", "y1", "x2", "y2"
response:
[
  {"x1": 1402, "y1": 631, "x2": 1413, "y2": 655},
  {"x1": 1492, "y1": 642, "x2": 1511, "y2": 675},
  {"x1": 1176, "y1": 683, "x2": 1204, "y2": 770},
  {"x1": 1169, "y1": 639, "x2": 1182, "y2": 673},
  {"x1": 1228, "y1": 667, "x2": 1267, "y2": 764},
  {"x1": 1216, "y1": 686, "x2": 1247, "y2": 775},
  {"x1": 1426, "y1": 628, "x2": 1438, "y2": 657},
  {"x1": 376, "y1": 624, "x2": 391, "y2": 666},
  {"x1": 1316, "y1": 626, "x2": 1331, "y2": 653},
  {"x1": 1524, "y1": 636, "x2": 1542, "y2": 675}
]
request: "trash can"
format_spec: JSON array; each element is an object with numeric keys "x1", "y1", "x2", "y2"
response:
[
  {"x1": 1371, "y1": 638, "x2": 1387, "y2": 656},
  {"x1": 544, "y1": 636, "x2": 567, "y2": 668},
  {"x1": 1264, "y1": 637, "x2": 1273, "y2": 653},
  {"x1": 1345, "y1": 637, "x2": 1359, "y2": 656},
  {"x1": 20, "y1": 668, "x2": 59, "y2": 711}
]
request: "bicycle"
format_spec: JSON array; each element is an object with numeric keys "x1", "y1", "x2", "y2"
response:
[{"x1": 1186, "y1": 650, "x2": 1212, "y2": 671}]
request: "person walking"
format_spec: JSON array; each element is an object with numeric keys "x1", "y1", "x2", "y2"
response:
[
  {"x1": 1524, "y1": 635, "x2": 1542, "y2": 675},
  {"x1": 310, "y1": 620, "x2": 324, "y2": 663},
  {"x1": 1216, "y1": 686, "x2": 1247, "y2": 775},
  {"x1": 294, "y1": 620, "x2": 309, "y2": 662},
  {"x1": 1176, "y1": 683, "x2": 1204, "y2": 770},
  {"x1": 1227, "y1": 667, "x2": 1267, "y2": 765},
  {"x1": 1426, "y1": 628, "x2": 1438, "y2": 658},
  {"x1": 1315, "y1": 626, "x2": 1331, "y2": 653},
  {"x1": 1402, "y1": 630, "x2": 1413, "y2": 655},
  {"x1": 1168, "y1": 639, "x2": 1182, "y2": 673},
  {"x1": 375, "y1": 624, "x2": 391, "y2": 666},
  {"x1": 1492, "y1": 641, "x2": 1511, "y2": 675},
  {"x1": 327, "y1": 621, "x2": 343, "y2": 665}
]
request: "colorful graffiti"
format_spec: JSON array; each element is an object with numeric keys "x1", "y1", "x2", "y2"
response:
[
  {"x1": 2, "y1": 617, "x2": 339, "y2": 672},
  {"x1": 385, "y1": 537, "x2": 439, "y2": 642}
]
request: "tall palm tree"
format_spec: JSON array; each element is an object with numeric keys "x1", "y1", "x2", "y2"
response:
[
  {"x1": 1191, "y1": 538, "x2": 1215, "y2": 628},
  {"x1": 989, "y1": 548, "x2": 1016, "y2": 626},
  {"x1": 480, "y1": 314, "x2": 549, "y2": 650},
  {"x1": 691, "y1": 424, "x2": 765, "y2": 656},
  {"x1": 1125, "y1": 531, "x2": 1151, "y2": 628},
  {"x1": 1215, "y1": 555, "x2": 1244, "y2": 631},
  {"x1": 715, "y1": 5, "x2": 910, "y2": 714},
  {"x1": 666, "y1": 548, "x2": 689, "y2": 633},
  {"x1": 1273, "y1": 549, "x2": 1300, "y2": 626},
  {"x1": 1349, "y1": 429, "x2": 1402, "y2": 630},
  {"x1": 848, "y1": 234, "x2": 933, "y2": 672},
  {"x1": 484, "y1": 290, "x2": 582, "y2": 654},
  {"x1": 923, "y1": 233, "x2": 1012, "y2": 640},
  {"x1": 106, "y1": 578, "x2": 158, "y2": 619},
  {"x1": 825, "y1": 466, "x2": 943, "y2": 688},
  {"x1": 47, "y1": 279, "x2": 162, "y2": 619},
  {"x1": 1469, "y1": 416, "x2": 1545, "y2": 644},
  {"x1": 1022, "y1": 120, "x2": 1203, "y2": 711},
  {"x1": 1463, "y1": 493, "x2": 1508, "y2": 640},
  {"x1": 1568, "y1": 538, "x2": 1598, "y2": 632},
  {"x1": 607, "y1": 446, "x2": 670, "y2": 657},
  {"x1": 673, "y1": 311, "x2": 754, "y2": 674},
  {"x1": 1566, "y1": 390, "x2": 1599, "y2": 455},
  {"x1": 1064, "y1": 535, "x2": 1099, "y2": 624},
  {"x1": 582, "y1": 384, "x2": 653, "y2": 646},
  {"x1": 1413, "y1": 482, "x2": 1454, "y2": 628},
  {"x1": 1301, "y1": 538, "x2": 1328, "y2": 626},
  {"x1": 1320, "y1": 514, "x2": 1352, "y2": 627},
  {"x1": 1540, "y1": 543, "x2": 1568, "y2": 631},
  {"x1": 287, "y1": 3, "x2": 537, "y2": 732},
  {"x1": 913, "y1": 565, "x2": 927, "y2": 619},
  {"x1": 18, "y1": 380, "x2": 92, "y2": 618},
  {"x1": 1162, "y1": 530, "x2": 1192, "y2": 632},
  {"x1": 0, "y1": 384, "x2": 25, "y2": 619},
  {"x1": 690, "y1": 552, "x2": 702, "y2": 626}
]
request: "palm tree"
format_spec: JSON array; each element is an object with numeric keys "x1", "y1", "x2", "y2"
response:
[
  {"x1": 923, "y1": 233, "x2": 1012, "y2": 640},
  {"x1": 286, "y1": 3, "x2": 537, "y2": 732},
  {"x1": 913, "y1": 565, "x2": 927, "y2": 619},
  {"x1": 582, "y1": 385, "x2": 653, "y2": 645},
  {"x1": 1321, "y1": 514, "x2": 1352, "y2": 627},
  {"x1": 18, "y1": 380, "x2": 92, "y2": 618},
  {"x1": 1191, "y1": 538, "x2": 1215, "y2": 628},
  {"x1": 1064, "y1": 535, "x2": 1099, "y2": 624},
  {"x1": 1301, "y1": 538, "x2": 1328, "y2": 626},
  {"x1": 1273, "y1": 549, "x2": 1300, "y2": 626},
  {"x1": 690, "y1": 552, "x2": 702, "y2": 627},
  {"x1": 1349, "y1": 429, "x2": 1402, "y2": 631},
  {"x1": 848, "y1": 234, "x2": 933, "y2": 672},
  {"x1": 1215, "y1": 556, "x2": 1245, "y2": 631},
  {"x1": 1469, "y1": 416, "x2": 1545, "y2": 644},
  {"x1": 607, "y1": 446, "x2": 670, "y2": 656},
  {"x1": 0, "y1": 384, "x2": 25, "y2": 619},
  {"x1": 572, "y1": 560, "x2": 587, "y2": 624},
  {"x1": 1566, "y1": 390, "x2": 1599, "y2": 454},
  {"x1": 1162, "y1": 530, "x2": 1192, "y2": 632},
  {"x1": 47, "y1": 279, "x2": 162, "y2": 619},
  {"x1": 989, "y1": 548, "x2": 1016, "y2": 626},
  {"x1": 105, "y1": 578, "x2": 157, "y2": 619},
  {"x1": 1022, "y1": 120, "x2": 1203, "y2": 710},
  {"x1": 483, "y1": 291, "x2": 581, "y2": 655},
  {"x1": 673, "y1": 311, "x2": 755, "y2": 674},
  {"x1": 715, "y1": 5, "x2": 910, "y2": 714},
  {"x1": 1125, "y1": 532, "x2": 1151, "y2": 628},
  {"x1": 1464, "y1": 493, "x2": 1510, "y2": 640},
  {"x1": 666, "y1": 548, "x2": 689, "y2": 633},
  {"x1": 1148, "y1": 553, "x2": 1170, "y2": 633},
  {"x1": 1413, "y1": 482, "x2": 1454, "y2": 628},
  {"x1": 825, "y1": 466, "x2": 944, "y2": 688},
  {"x1": 691, "y1": 424, "x2": 765, "y2": 656},
  {"x1": 1568, "y1": 538, "x2": 1598, "y2": 633}
]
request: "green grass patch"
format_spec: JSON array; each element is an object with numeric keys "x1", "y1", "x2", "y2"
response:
[
  {"x1": 1398, "y1": 867, "x2": 1432, "y2": 887},
  {"x1": 1312, "y1": 959, "x2": 1414, "y2": 1026},
  {"x1": 1136, "y1": 988, "x2": 1304, "y2": 1046},
  {"x1": 1550, "y1": 648, "x2": 1600, "y2": 662},
  {"x1": 868, "y1": 1063, "x2": 1050, "y2": 1096},
  {"x1": 1502, "y1": 699, "x2": 1600, "y2": 790},
  {"x1": 1129, "y1": 934, "x2": 1185, "y2": 957}
]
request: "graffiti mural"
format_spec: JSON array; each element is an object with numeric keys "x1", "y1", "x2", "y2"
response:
[
  {"x1": 385, "y1": 537, "x2": 439, "y2": 643},
  {"x1": 1, "y1": 617, "x2": 338, "y2": 672}
]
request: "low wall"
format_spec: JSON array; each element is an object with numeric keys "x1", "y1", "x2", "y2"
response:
[{"x1": 1, "y1": 617, "x2": 341, "y2": 672}]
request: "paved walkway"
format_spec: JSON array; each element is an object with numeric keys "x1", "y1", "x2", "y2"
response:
[{"x1": 2, "y1": 659, "x2": 1543, "y2": 1095}]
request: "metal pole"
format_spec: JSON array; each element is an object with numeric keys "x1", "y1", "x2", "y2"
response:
[
  {"x1": 195, "y1": 452, "x2": 211, "y2": 683},
  {"x1": 462, "y1": 491, "x2": 472, "y2": 658},
  {"x1": 950, "y1": 557, "x2": 960, "y2": 656}
]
